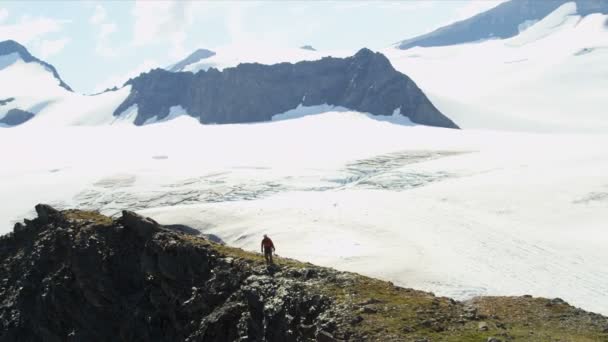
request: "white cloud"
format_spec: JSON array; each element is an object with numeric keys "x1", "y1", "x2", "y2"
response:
[
  {"x1": 0, "y1": 8, "x2": 8, "y2": 23},
  {"x1": 130, "y1": 1, "x2": 224, "y2": 59},
  {"x1": 39, "y1": 37, "x2": 70, "y2": 58},
  {"x1": 89, "y1": 4, "x2": 119, "y2": 58},
  {"x1": 93, "y1": 59, "x2": 160, "y2": 93},
  {"x1": 132, "y1": 1, "x2": 191, "y2": 46},
  {"x1": 99, "y1": 22, "x2": 117, "y2": 40},
  {"x1": 89, "y1": 4, "x2": 107, "y2": 25},
  {"x1": 0, "y1": 15, "x2": 69, "y2": 44}
]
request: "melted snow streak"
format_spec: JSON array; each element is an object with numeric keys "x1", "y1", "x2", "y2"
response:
[
  {"x1": 67, "y1": 151, "x2": 464, "y2": 216},
  {"x1": 332, "y1": 151, "x2": 462, "y2": 190}
]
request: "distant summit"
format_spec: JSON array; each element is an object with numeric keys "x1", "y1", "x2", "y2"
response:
[
  {"x1": 168, "y1": 48, "x2": 216, "y2": 72},
  {"x1": 115, "y1": 48, "x2": 458, "y2": 128},
  {"x1": 397, "y1": 0, "x2": 608, "y2": 50},
  {"x1": 300, "y1": 45, "x2": 317, "y2": 51},
  {"x1": 0, "y1": 40, "x2": 72, "y2": 91}
]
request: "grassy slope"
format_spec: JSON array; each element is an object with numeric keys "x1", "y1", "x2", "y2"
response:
[{"x1": 63, "y1": 210, "x2": 608, "y2": 341}]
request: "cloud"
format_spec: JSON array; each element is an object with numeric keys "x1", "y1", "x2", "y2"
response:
[
  {"x1": 0, "y1": 14, "x2": 71, "y2": 58},
  {"x1": 39, "y1": 37, "x2": 70, "y2": 58},
  {"x1": 0, "y1": 8, "x2": 8, "y2": 23},
  {"x1": 130, "y1": 1, "x2": 226, "y2": 59},
  {"x1": 93, "y1": 59, "x2": 159, "y2": 93},
  {"x1": 89, "y1": 4, "x2": 119, "y2": 58},
  {"x1": 0, "y1": 15, "x2": 69, "y2": 44},
  {"x1": 89, "y1": 4, "x2": 107, "y2": 25},
  {"x1": 132, "y1": 1, "x2": 191, "y2": 46}
]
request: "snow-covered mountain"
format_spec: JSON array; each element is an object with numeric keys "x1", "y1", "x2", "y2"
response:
[
  {"x1": 396, "y1": 0, "x2": 608, "y2": 49},
  {"x1": 0, "y1": 40, "x2": 133, "y2": 127},
  {"x1": 117, "y1": 48, "x2": 457, "y2": 128},
  {"x1": 0, "y1": 40, "x2": 72, "y2": 91},
  {"x1": 387, "y1": 1, "x2": 608, "y2": 132},
  {"x1": 0, "y1": 41, "x2": 457, "y2": 129}
]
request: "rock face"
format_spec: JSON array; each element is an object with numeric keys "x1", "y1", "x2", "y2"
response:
[
  {"x1": 0, "y1": 207, "x2": 347, "y2": 342},
  {"x1": 0, "y1": 109, "x2": 35, "y2": 126},
  {"x1": 114, "y1": 48, "x2": 459, "y2": 128},
  {"x1": 0, "y1": 40, "x2": 72, "y2": 91},
  {"x1": 397, "y1": 0, "x2": 608, "y2": 50},
  {"x1": 169, "y1": 48, "x2": 216, "y2": 72},
  {"x1": 300, "y1": 45, "x2": 317, "y2": 51}
]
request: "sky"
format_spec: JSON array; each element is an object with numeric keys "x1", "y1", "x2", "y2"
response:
[{"x1": 0, "y1": 0, "x2": 506, "y2": 94}]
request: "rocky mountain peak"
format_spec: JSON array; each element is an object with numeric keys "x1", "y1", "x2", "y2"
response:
[
  {"x1": 114, "y1": 50, "x2": 459, "y2": 128},
  {"x1": 169, "y1": 48, "x2": 217, "y2": 72},
  {"x1": 0, "y1": 40, "x2": 72, "y2": 91}
]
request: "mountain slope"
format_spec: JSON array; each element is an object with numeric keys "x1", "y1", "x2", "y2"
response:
[
  {"x1": 115, "y1": 48, "x2": 458, "y2": 128},
  {"x1": 386, "y1": 1, "x2": 608, "y2": 132},
  {"x1": 2, "y1": 205, "x2": 607, "y2": 341},
  {"x1": 168, "y1": 48, "x2": 216, "y2": 72},
  {"x1": 397, "y1": 0, "x2": 608, "y2": 50},
  {"x1": 0, "y1": 40, "x2": 72, "y2": 91}
]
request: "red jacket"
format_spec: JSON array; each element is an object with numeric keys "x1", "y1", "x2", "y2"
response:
[{"x1": 261, "y1": 237, "x2": 275, "y2": 251}]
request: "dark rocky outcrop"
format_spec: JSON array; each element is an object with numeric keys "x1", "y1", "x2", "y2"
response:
[
  {"x1": 0, "y1": 207, "x2": 350, "y2": 342},
  {"x1": 2, "y1": 205, "x2": 607, "y2": 341},
  {"x1": 397, "y1": 0, "x2": 608, "y2": 50},
  {"x1": 0, "y1": 98, "x2": 14, "y2": 106},
  {"x1": 0, "y1": 40, "x2": 72, "y2": 91},
  {"x1": 114, "y1": 48, "x2": 458, "y2": 128},
  {"x1": 300, "y1": 45, "x2": 317, "y2": 51},
  {"x1": 0, "y1": 109, "x2": 35, "y2": 126},
  {"x1": 169, "y1": 49, "x2": 217, "y2": 72}
]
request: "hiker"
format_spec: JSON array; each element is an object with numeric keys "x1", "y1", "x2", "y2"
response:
[{"x1": 261, "y1": 234, "x2": 275, "y2": 264}]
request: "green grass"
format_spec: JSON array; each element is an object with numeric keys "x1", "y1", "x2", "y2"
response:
[{"x1": 62, "y1": 209, "x2": 113, "y2": 226}]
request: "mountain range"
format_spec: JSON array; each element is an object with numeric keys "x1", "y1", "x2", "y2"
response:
[
  {"x1": 0, "y1": 41, "x2": 457, "y2": 129},
  {"x1": 397, "y1": 0, "x2": 608, "y2": 49}
]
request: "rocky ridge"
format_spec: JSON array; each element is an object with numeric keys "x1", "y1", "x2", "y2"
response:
[
  {"x1": 397, "y1": 0, "x2": 608, "y2": 50},
  {"x1": 1, "y1": 205, "x2": 607, "y2": 341},
  {"x1": 114, "y1": 48, "x2": 458, "y2": 128},
  {"x1": 0, "y1": 40, "x2": 72, "y2": 91}
]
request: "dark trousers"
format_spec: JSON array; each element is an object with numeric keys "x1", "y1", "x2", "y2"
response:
[{"x1": 264, "y1": 248, "x2": 273, "y2": 264}]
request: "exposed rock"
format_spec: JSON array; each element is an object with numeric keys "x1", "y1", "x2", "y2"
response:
[
  {"x1": 0, "y1": 206, "x2": 346, "y2": 341},
  {"x1": 0, "y1": 97, "x2": 14, "y2": 106},
  {"x1": 169, "y1": 48, "x2": 216, "y2": 72},
  {"x1": 349, "y1": 315, "x2": 364, "y2": 325},
  {"x1": 547, "y1": 297, "x2": 567, "y2": 306},
  {"x1": 487, "y1": 338, "x2": 502, "y2": 342},
  {"x1": 300, "y1": 45, "x2": 317, "y2": 51},
  {"x1": 114, "y1": 48, "x2": 459, "y2": 128},
  {"x1": 34, "y1": 203, "x2": 61, "y2": 224},
  {"x1": 0, "y1": 108, "x2": 35, "y2": 126},
  {"x1": 316, "y1": 330, "x2": 343, "y2": 342},
  {"x1": 359, "y1": 306, "x2": 378, "y2": 314},
  {"x1": 479, "y1": 321, "x2": 489, "y2": 331}
]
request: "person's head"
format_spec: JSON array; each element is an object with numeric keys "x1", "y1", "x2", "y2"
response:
[{"x1": 263, "y1": 234, "x2": 268, "y2": 238}]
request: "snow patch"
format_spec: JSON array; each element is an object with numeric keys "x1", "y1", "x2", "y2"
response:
[
  {"x1": 507, "y1": 2, "x2": 578, "y2": 46},
  {"x1": 518, "y1": 19, "x2": 540, "y2": 33},
  {"x1": 113, "y1": 103, "x2": 138, "y2": 125},
  {"x1": 271, "y1": 104, "x2": 349, "y2": 121}
]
